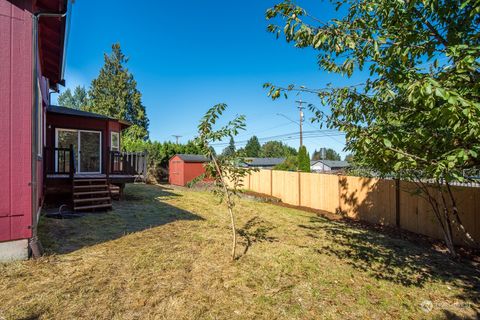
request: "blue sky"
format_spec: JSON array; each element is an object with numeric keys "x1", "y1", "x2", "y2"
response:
[{"x1": 54, "y1": 0, "x2": 364, "y2": 158}]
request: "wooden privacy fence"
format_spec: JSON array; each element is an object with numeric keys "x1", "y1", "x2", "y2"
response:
[{"x1": 232, "y1": 170, "x2": 480, "y2": 246}]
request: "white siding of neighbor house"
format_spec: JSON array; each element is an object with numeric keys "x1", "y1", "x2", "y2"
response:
[{"x1": 311, "y1": 163, "x2": 332, "y2": 172}]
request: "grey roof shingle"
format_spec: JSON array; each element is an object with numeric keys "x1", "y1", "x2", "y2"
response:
[
  {"x1": 243, "y1": 157, "x2": 285, "y2": 167},
  {"x1": 47, "y1": 105, "x2": 133, "y2": 126},
  {"x1": 175, "y1": 154, "x2": 210, "y2": 163},
  {"x1": 47, "y1": 105, "x2": 114, "y2": 120}
]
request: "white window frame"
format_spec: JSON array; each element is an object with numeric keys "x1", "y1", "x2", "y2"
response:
[
  {"x1": 111, "y1": 131, "x2": 120, "y2": 152},
  {"x1": 55, "y1": 128, "x2": 102, "y2": 174}
]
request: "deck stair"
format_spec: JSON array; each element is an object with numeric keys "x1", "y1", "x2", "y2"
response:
[
  {"x1": 109, "y1": 184, "x2": 121, "y2": 200},
  {"x1": 73, "y1": 178, "x2": 112, "y2": 212}
]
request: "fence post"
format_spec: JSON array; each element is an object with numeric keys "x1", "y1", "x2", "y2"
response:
[
  {"x1": 298, "y1": 171, "x2": 301, "y2": 206},
  {"x1": 338, "y1": 174, "x2": 342, "y2": 215},
  {"x1": 395, "y1": 178, "x2": 401, "y2": 227},
  {"x1": 270, "y1": 169, "x2": 273, "y2": 196}
]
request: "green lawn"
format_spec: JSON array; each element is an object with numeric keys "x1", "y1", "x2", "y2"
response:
[{"x1": 0, "y1": 184, "x2": 478, "y2": 319}]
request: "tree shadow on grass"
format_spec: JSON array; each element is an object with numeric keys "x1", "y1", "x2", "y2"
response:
[
  {"x1": 300, "y1": 216, "x2": 480, "y2": 310},
  {"x1": 237, "y1": 216, "x2": 277, "y2": 257},
  {"x1": 39, "y1": 184, "x2": 204, "y2": 254}
]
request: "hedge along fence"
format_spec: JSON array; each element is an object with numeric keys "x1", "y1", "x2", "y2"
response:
[{"x1": 231, "y1": 169, "x2": 480, "y2": 246}]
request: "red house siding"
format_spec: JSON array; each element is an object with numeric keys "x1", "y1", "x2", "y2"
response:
[
  {"x1": 0, "y1": 0, "x2": 34, "y2": 242},
  {"x1": 168, "y1": 155, "x2": 207, "y2": 186}
]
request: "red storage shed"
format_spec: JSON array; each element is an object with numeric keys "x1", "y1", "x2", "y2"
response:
[{"x1": 169, "y1": 154, "x2": 209, "y2": 186}]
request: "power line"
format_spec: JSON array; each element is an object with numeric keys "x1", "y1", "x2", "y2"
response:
[
  {"x1": 234, "y1": 121, "x2": 296, "y2": 140},
  {"x1": 210, "y1": 130, "x2": 344, "y2": 147},
  {"x1": 210, "y1": 130, "x2": 341, "y2": 146},
  {"x1": 229, "y1": 134, "x2": 346, "y2": 148}
]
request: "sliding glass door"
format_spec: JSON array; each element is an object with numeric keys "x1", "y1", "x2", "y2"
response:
[
  {"x1": 79, "y1": 131, "x2": 101, "y2": 173},
  {"x1": 56, "y1": 129, "x2": 102, "y2": 174}
]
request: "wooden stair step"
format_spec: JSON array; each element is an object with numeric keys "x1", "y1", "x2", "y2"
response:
[
  {"x1": 74, "y1": 197, "x2": 111, "y2": 203},
  {"x1": 74, "y1": 190, "x2": 110, "y2": 196},
  {"x1": 74, "y1": 185, "x2": 108, "y2": 189},
  {"x1": 109, "y1": 185, "x2": 120, "y2": 197},
  {"x1": 74, "y1": 203, "x2": 112, "y2": 211},
  {"x1": 74, "y1": 182, "x2": 107, "y2": 185},
  {"x1": 74, "y1": 180, "x2": 107, "y2": 184}
]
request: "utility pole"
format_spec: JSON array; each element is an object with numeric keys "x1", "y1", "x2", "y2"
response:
[
  {"x1": 296, "y1": 99, "x2": 305, "y2": 147},
  {"x1": 172, "y1": 135, "x2": 182, "y2": 144}
]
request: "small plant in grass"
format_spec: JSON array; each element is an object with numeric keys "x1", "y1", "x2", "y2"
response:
[{"x1": 196, "y1": 103, "x2": 257, "y2": 260}]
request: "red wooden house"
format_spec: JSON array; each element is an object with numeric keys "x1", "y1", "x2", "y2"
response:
[
  {"x1": 169, "y1": 154, "x2": 209, "y2": 186},
  {"x1": 0, "y1": 0, "x2": 146, "y2": 261}
]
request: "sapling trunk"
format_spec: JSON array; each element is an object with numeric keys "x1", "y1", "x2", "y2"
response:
[
  {"x1": 414, "y1": 179, "x2": 458, "y2": 258},
  {"x1": 445, "y1": 181, "x2": 476, "y2": 245},
  {"x1": 227, "y1": 204, "x2": 237, "y2": 260},
  {"x1": 211, "y1": 155, "x2": 237, "y2": 261}
]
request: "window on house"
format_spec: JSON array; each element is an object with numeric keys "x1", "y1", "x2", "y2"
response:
[{"x1": 111, "y1": 132, "x2": 120, "y2": 152}]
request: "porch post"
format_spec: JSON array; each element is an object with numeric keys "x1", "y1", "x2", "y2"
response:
[
  {"x1": 106, "y1": 147, "x2": 110, "y2": 181},
  {"x1": 69, "y1": 144, "x2": 74, "y2": 180}
]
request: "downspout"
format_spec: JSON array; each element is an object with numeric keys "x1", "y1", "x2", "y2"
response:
[{"x1": 30, "y1": 7, "x2": 69, "y2": 258}]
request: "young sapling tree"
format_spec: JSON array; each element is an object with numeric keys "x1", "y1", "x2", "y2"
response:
[{"x1": 197, "y1": 103, "x2": 256, "y2": 260}]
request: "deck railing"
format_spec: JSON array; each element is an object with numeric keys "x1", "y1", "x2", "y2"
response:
[
  {"x1": 44, "y1": 146, "x2": 147, "y2": 178},
  {"x1": 44, "y1": 145, "x2": 75, "y2": 178},
  {"x1": 108, "y1": 150, "x2": 148, "y2": 176}
]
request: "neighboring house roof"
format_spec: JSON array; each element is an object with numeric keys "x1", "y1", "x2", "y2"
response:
[
  {"x1": 174, "y1": 154, "x2": 210, "y2": 163},
  {"x1": 243, "y1": 158, "x2": 285, "y2": 167},
  {"x1": 311, "y1": 160, "x2": 350, "y2": 168},
  {"x1": 47, "y1": 106, "x2": 132, "y2": 127}
]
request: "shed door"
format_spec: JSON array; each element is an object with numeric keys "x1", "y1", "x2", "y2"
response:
[{"x1": 170, "y1": 160, "x2": 182, "y2": 185}]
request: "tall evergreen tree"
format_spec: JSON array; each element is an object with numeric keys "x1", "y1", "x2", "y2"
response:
[
  {"x1": 88, "y1": 43, "x2": 149, "y2": 140},
  {"x1": 297, "y1": 146, "x2": 310, "y2": 172},
  {"x1": 244, "y1": 136, "x2": 261, "y2": 157},
  {"x1": 222, "y1": 136, "x2": 236, "y2": 157},
  {"x1": 57, "y1": 85, "x2": 88, "y2": 110}
]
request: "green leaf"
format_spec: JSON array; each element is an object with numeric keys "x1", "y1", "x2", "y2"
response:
[
  {"x1": 383, "y1": 138, "x2": 392, "y2": 148},
  {"x1": 435, "y1": 87, "x2": 448, "y2": 100}
]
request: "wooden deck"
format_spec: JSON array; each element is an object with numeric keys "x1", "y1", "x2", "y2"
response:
[{"x1": 43, "y1": 148, "x2": 147, "y2": 205}]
